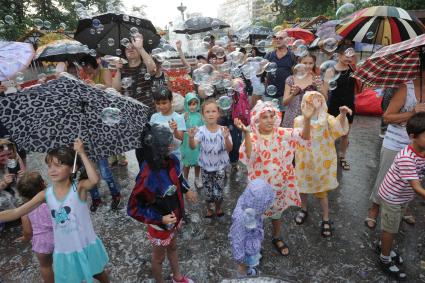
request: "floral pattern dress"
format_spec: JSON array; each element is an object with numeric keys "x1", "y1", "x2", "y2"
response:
[{"x1": 239, "y1": 127, "x2": 307, "y2": 218}]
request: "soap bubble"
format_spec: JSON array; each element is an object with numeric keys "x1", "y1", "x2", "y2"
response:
[
  {"x1": 15, "y1": 72, "x2": 25, "y2": 84},
  {"x1": 89, "y1": 49, "x2": 97, "y2": 57},
  {"x1": 34, "y1": 18, "x2": 43, "y2": 29},
  {"x1": 323, "y1": 38, "x2": 338, "y2": 53},
  {"x1": 123, "y1": 15, "x2": 129, "y2": 21},
  {"x1": 101, "y1": 107, "x2": 121, "y2": 126},
  {"x1": 59, "y1": 22, "x2": 66, "y2": 30},
  {"x1": 185, "y1": 33, "x2": 192, "y2": 40},
  {"x1": 120, "y1": 38, "x2": 130, "y2": 47},
  {"x1": 116, "y1": 49, "x2": 122, "y2": 56},
  {"x1": 37, "y1": 73, "x2": 47, "y2": 83},
  {"x1": 43, "y1": 20, "x2": 51, "y2": 29},
  {"x1": 344, "y1": 47, "x2": 355, "y2": 57},
  {"x1": 320, "y1": 60, "x2": 340, "y2": 83},
  {"x1": 329, "y1": 80, "x2": 337, "y2": 90},
  {"x1": 211, "y1": 20, "x2": 220, "y2": 30},
  {"x1": 90, "y1": 28, "x2": 96, "y2": 35},
  {"x1": 265, "y1": 62, "x2": 277, "y2": 73},
  {"x1": 266, "y1": 85, "x2": 277, "y2": 96},
  {"x1": 366, "y1": 31, "x2": 375, "y2": 40},
  {"x1": 217, "y1": 96, "x2": 233, "y2": 111},
  {"x1": 4, "y1": 15, "x2": 14, "y2": 25},
  {"x1": 264, "y1": 0, "x2": 274, "y2": 5},
  {"x1": 162, "y1": 61, "x2": 172, "y2": 70},
  {"x1": 228, "y1": 51, "x2": 245, "y2": 66},
  {"x1": 144, "y1": 73, "x2": 151, "y2": 80},
  {"x1": 107, "y1": 38, "x2": 115, "y2": 46},
  {"x1": 336, "y1": 3, "x2": 356, "y2": 19},
  {"x1": 92, "y1": 18, "x2": 101, "y2": 28},
  {"x1": 293, "y1": 44, "x2": 308, "y2": 57},
  {"x1": 231, "y1": 68, "x2": 242, "y2": 77},
  {"x1": 121, "y1": 77, "x2": 133, "y2": 88},
  {"x1": 202, "y1": 84, "x2": 215, "y2": 96},
  {"x1": 243, "y1": 208, "x2": 257, "y2": 229},
  {"x1": 280, "y1": 0, "x2": 293, "y2": 6},
  {"x1": 257, "y1": 40, "x2": 268, "y2": 53},
  {"x1": 294, "y1": 64, "x2": 307, "y2": 80},
  {"x1": 130, "y1": 27, "x2": 139, "y2": 35}
]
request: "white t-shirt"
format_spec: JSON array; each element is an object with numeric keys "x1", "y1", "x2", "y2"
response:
[{"x1": 195, "y1": 126, "x2": 232, "y2": 172}]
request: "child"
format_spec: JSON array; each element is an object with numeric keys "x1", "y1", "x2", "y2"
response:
[
  {"x1": 0, "y1": 139, "x2": 110, "y2": 283},
  {"x1": 180, "y1": 92, "x2": 203, "y2": 188},
  {"x1": 236, "y1": 99, "x2": 313, "y2": 256},
  {"x1": 16, "y1": 171, "x2": 54, "y2": 283},
  {"x1": 376, "y1": 112, "x2": 425, "y2": 280},
  {"x1": 150, "y1": 87, "x2": 186, "y2": 162},
  {"x1": 229, "y1": 178, "x2": 275, "y2": 278},
  {"x1": 188, "y1": 99, "x2": 233, "y2": 220},
  {"x1": 293, "y1": 91, "x2": 351, "y2": 237},
  {"x1": 127, "y1": 123, "x2": 197, "y2": 283}
]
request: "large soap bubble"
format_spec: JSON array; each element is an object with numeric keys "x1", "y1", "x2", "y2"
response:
[{"x1": 101, "y1": 107, "x2": 122, "y2": 126}]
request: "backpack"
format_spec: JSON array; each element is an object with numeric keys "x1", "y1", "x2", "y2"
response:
[{"x1": 231, "y1": 80, "x2": 251, "y2": 126}]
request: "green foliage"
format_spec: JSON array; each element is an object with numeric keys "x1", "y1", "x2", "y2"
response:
[{"x1": 0, "y1": 0, "x2": 122, "y2": 41}]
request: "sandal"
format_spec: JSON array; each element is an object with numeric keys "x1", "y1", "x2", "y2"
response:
[
  {"x1": 339, "y1": 157, "x2": 350, "y2": 170},
  {"x1": 376, "y1": 246, "x2": 404, "y2": 265},
  {"x1": 272, "y1": 238, "x2": 290, "y2": 256},
  {"x1": 321, "y1": 220, "x2": 333, "y2": 237},
  {"x1": 402, "y1": 215, "x2": 416, "y2": 225},
  {"x1": 364, "y1": 217, "x2": 377, "y2": 229},
  {"x1": 378, "y1": 258, "x2": 407, "y2": 280},
  {"x1": 294, "y1": 210, "x2": 308, "y2": 225}
]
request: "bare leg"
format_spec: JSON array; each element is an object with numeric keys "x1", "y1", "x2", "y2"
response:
[
  {"x1": 35, "y1": 253, "x2": 54, "y2": 283},
  {"x1": 271, "y1": 219, "x2": 282, "y2": 239},
  {"x1": 319, "y1": 196, "x2": 330, "y2": 221},
  {"x1": 151, "y1": 244, "x2": 167, "y2": 283},
  {"x1": 194, "y1": 166, "x2": 201, "y2": 178},
  {"x1": 215, "y1": 202, "x2": 223, "y2": 215},
  {"x1": 380, "y1": 231, "x2": 394, "y2": 257},
  {"x1": 300, "y1": 193, "x2": 308, "y2": 211},
  {"x1": 339, "y1": 125, "x2": 351, "y2": 158},
  {"x1": 183, "y1": 166, "x2": 190, "y2": 180},
  {"x1": 167, "y1": 237, "x2": 183, "y2": 281},
  {"x1": 237, "y1": 263, "x2": 247, "y2": 276},
  {"x1": 93, "y1": 269, "x2": 110, "y2": 283}
]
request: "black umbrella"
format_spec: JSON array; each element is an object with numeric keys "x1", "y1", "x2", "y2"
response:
[
  {"x1": 0, "y1": 75, "x2": 150, "y2": 161},
  {"x1": 174, "y1": 16, "x2": 230, "y2": 35},
  {"x1": 74, "y1": 13, "x2": 160, "y2": 57},
  {"x1": 34, "y1": 39, "x2": 90, "y2": 62}
]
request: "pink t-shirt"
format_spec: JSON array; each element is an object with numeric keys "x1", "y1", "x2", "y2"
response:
[{"x1": 27, "y1": 202, "x2": 54, "y2": 254}]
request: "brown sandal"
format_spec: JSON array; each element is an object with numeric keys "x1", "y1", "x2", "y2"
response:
[{"x1": 339, "y1": 157, "x2": 350, "y2": 170}]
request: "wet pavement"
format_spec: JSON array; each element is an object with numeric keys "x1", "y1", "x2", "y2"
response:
[{"x1": 1, "y1": 115, "x2": 425, "y2": 283}]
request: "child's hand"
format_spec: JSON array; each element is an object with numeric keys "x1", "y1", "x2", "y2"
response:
[
  {"x1": 162, "y1": 213, "x2": 177, "y2": 225},
  {"x1": 290, "y1": 85, "x2": 301, "y2": 96},
  {"x1": 74, "y1": 138, "x2": 86, "y2": 155},
  {"x1": 175, "y1": 40, "x2": 182, "y2": 50},
  {"x1": 339, "y1": 106, "x2": 352, "y2": 116},
  {"x1": 302, "y1": 100, "x2": 315, "y2": 120},
  {"x1": 168, "y1": 119, "x2": 178, "y2": 132},
  {"x1": 187, "y1": 127, "x2": 197, "y2": 138},
  {"x1": 3, "y1": 174, "x2": 14, "y2": 185},
  {"x1": 222, "y1": 126, "x2": 230, "y2": 139},
  {"x1": 186, "y1": 190, "x2": 198, "y2": 203},
  {"x1": 131, "y1": 33, "x2": 144, "y2": 50},
  {"x1": 414, "y1": 103, "x2": 425, "y2": 113},
  {"x1": 234, "y1": 118, "x2": 249, "y2": 132}
]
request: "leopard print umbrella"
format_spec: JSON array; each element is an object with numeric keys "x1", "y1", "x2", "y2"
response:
[{"x1": 0, "y1": 76, "x2": 149, "y2": 161}]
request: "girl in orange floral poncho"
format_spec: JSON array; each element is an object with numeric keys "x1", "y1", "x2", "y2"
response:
[{"x1": 235, "y1": 100, "x2": 314, "y2": 256}]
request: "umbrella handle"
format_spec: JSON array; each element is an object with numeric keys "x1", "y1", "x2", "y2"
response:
[{"x1": 72, "y1": 151, "x2": 78, "y2": 174}]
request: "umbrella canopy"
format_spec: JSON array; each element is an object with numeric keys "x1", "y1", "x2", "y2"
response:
[
  {"x1": 235, "y1": 25, "x2": 273, "y2": 39},
  {"x1": 34, "y1": 39, "x2": 90, "y2": 62},
  {"x1": 174, "y1": 16, "x2": 230, "y2": 35},
  {"x1": 74, "y1": 13, "x2": 160, "y2": 57},
  {"x1": 353, "y1": 33, "x2": 425, "y2": 88},
  {"x1": 0, "y1": 41, "x2": 34, "y2": 81},
  {"x1": 0, "y1": 75, "x2": 150, "y2": 161},
  {"x1": 336, "y1": 6, "x2": 425, "y2": 46},
  {"x1": 284, "y1": 28, "x2": 315, "y2": 44}
]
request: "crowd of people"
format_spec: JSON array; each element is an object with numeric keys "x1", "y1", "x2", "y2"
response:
[{"x1": 0, "y1": 29, "x2": 425, "y2": 283}]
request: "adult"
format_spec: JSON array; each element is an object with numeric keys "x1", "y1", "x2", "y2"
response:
[
  {"x1": 327, "y1": 45, "x2": 358, "y2": 170},
  {"x1": 264, "y1": 31, "x2": 295, "y2": 112},
  {"x1": 112, "y1": 34, "x2": 157, "y2": 115},
  {"x1": 78, "y1": 55, "x2": 112, "y2": 88},
  {"x1": 365, "y1": 72, "x2": 425, "y2": 229},
  {"x1": 282, "y1": 53, "x2": 328, "y2": 128}
]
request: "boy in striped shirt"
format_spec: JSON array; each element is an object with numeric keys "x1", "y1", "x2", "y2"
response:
[{"x1": 377, "y1": 112, "x2": 425, "y2": 280}]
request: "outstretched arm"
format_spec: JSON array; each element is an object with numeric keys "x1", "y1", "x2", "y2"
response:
[{"x1": 0, "y1": 190, "x2": 45, "y2": 222}]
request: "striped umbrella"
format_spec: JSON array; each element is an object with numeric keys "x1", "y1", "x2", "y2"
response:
[
  {"x1": 336, "y1": 6, "x2": 425, "y2": 46},
  {"x1": 353, "y1": 34, "x2": 425, "y2": 88}
]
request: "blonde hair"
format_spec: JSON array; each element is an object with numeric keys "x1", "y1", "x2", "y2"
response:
[
  {"x1": 200, "y1": 99, "x2": 219, "y2": 114},
  {"x1": 0, "y1": 139, "x2": 17, "y2": 159}
]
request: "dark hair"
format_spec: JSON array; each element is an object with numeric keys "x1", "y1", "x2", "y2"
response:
[
  {"x1": 152, "y1": 87, "x2": 173, "y2": 102},
  {"x1": 140, "y1": 123, "x2": 174, "y2": 170},
  {"x1": 45, "y1": 146, "x2": 80, "y2": 168},
  {"x1": 201, "y1": 99, "x2": 219, "y2": 114},
  {"x1": 406, "y1": 112, "x2": 425, "y2": 137},
  {"x1": 17, "y1": 171, "x2": 45, "y2": 200},
  {"x1": 207, "y1": 51, "x2": 227, "y2": 63},
  {"x1": 337, "y1": 44, "x2": 354, "y2": 54},
  {"x1": 196, "y1": 55, "x2": 207, "y2": 61},
  {"x1": 79, "y1": 55, "x2": 98, "y2": 69}
]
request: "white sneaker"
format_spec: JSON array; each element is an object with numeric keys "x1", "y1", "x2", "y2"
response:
[{"x1": 195, "y1": 178, "x2": 203, "y2": 189}]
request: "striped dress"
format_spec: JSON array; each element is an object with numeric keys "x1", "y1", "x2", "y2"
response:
[{"x1": 378, "y1": 145, "x2": 425, "y2": 205}]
